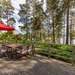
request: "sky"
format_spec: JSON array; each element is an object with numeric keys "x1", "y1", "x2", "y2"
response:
[
  {"x1": 10, "y1": 0, "x2": 25, "y2": 34},
  {"x1": 10, "y1": 0, "x2": 46, "y2": 34},
  {"x1": 17, "y1": 0, "x2": 25, "y2": 4}
]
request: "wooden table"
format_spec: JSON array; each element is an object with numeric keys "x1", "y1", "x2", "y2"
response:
[
  {"x1": 5, "y1": 44, "x2": 22, "y2": 49},
  {"x1": 3, "y1": 44, "x2": 23, "y2": 59},
  {"x1": 1, "y1": 44, "x2": 35, "y2": 59}
]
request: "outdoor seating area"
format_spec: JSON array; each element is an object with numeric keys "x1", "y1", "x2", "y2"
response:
[
  {"x1": 0, "y1": 44, "x2": 35, "y2": 59},
  {"x1": 0, "y1": 0, "x2": 75, "y2": 75}
]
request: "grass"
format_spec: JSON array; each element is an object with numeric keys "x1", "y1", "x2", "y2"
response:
[
  {"x1": 0, "y1": 32, "x2": 74, "y2": 63},
  {"x1": 36, "y1": 44, "x2": 75, "y2": 63}
]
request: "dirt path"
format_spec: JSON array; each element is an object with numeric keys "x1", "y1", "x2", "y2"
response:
[{"x1": 0, "y1": 55, "x2": 75, "y2": 75}]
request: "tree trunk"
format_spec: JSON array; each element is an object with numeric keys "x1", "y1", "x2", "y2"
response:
[
  {"x1": 70, "y1": 18, "x2": 72, "y2": 45},
  {"x1": 52, "y1": 16, "x2": 55, "y2": 43},
  {"x1": 66, "y1": 0, "x2": 70, "y2": 44},
  {"x1": 57, "y1": 29, "x2": 60, "y2": 44}
]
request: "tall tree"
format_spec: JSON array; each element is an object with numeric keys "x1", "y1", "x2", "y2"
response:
[
  {"x1": 63, "y1": 0, "x2": 73, "y2": 44},
  {"x1": 65, "y1": 0, "x2": 70, "y2": 44},
  {"x1": 32, "y1": 0, "x2": 45, "y2": 41},
  {"x1": 19, "y1": 1, "x2": 31, "y2": 40},
  {"x1": 47, "y1": 0, "x2": 63, "y2": 43}
]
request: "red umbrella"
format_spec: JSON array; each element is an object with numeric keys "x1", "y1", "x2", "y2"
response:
[{"x1": 0, "y1": 21, "x2": 15, "y2": 31}]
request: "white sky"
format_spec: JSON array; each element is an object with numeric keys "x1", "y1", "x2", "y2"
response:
[
  {"x1": 17, "y1": 0, "x2": 25, "y2": 4},
  {"x1": 10, "y1": 0, "x2": 46, "y2": 34}
]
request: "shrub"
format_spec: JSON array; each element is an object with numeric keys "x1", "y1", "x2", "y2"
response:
[{"x1": 36, "y1": 44, "x2": 74, "y2": 63}]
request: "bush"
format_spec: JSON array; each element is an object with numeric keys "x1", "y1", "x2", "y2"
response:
[{"x1": 36, "y1": 44, "x2": 74, "y2": 63}]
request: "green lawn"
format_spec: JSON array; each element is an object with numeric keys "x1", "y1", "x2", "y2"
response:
[
  {"x1": 0, "y1": 32, "x2": 75, "y2": 63},
  {"x1": 36, "y1": 44, "x2": 75, "y2": 63}
]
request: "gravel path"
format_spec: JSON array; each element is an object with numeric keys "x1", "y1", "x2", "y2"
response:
[{"x1": 0, "y1": 55, "x2": 75, "y2": 75}]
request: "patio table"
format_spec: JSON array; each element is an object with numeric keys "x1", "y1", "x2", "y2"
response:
[{"x1": 3, "y1": 44, "x2": 22, "y2": 59}]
